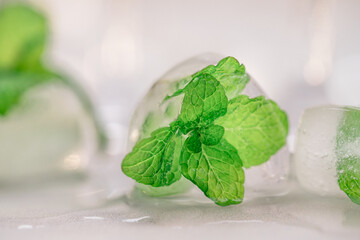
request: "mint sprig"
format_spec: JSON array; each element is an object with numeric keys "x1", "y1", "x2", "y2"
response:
[
  {"x1": 0, "y1": 71, "x2": 58, "y2": 115},
  {"x1": 122, "y1": 127, "x2": 183, "y2": 187},
  {"x1": 215, "y1": 95, "x2": 288, "y2": 168},
  {"x1": 336, "y1": 107, "x2": 360, "y2": 205},
  {"x1": 164, "y1": 56, "x2": 249, "y2": 102},
  {"x1": 180, "y1": 138, "x2": 244, "y2": 206},
  {"x1": 0, "y1": 4, "x2": 47, "y2": 71},
  {"x1": 177, "y1": 73, "x2": 228, "y2": 134},
  {"x1": 122, "y1": 56, "x2": 288, "y2": 206},
  {"x1": 0, "y1": 4, "x2": 107, "y2": 149}
]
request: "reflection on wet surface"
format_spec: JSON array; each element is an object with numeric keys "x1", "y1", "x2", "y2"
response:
[{"x1": 0, "y1": 181, "x2": 359, "y2": 240}]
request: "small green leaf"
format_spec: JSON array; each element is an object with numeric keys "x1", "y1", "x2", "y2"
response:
[
  {"x1": 122, "y1": 127, "x2": 183, "y2": 187},
  {"x1": 336, "y1": 107, "x2": 360, "y2": 205},
  {"x1": 165, "y1": 101, "x2": 179, "y2": 119},
  {"x1": 0, "y1": 4, "x2": 108, "y2": 150},
  {"x1": 165, "y1": 57, "x2": 250, "y2": 102},
  {"x1": 195, "y1": 57, "x2": 250, "y2": 99},
  {"x1": 215, "y1": 95, "x2": 288, "y2": 168},
  {"x1": 162, "y1": 76, "x2": 192, "y2": 102},
  {"x1": 0, "y1": 71, "x2": 56, "y2": 116},
  {"x1": 180, "y1": 138, "x2": 244, "y2": 206},
  {"x1": 0, "y1": 4, "x2": 47, "y2": 71},
  {"x1": 178, "y1": 73, "x2": 228, "y2": 134},
  {"x1": 185, "y1": 131, "x2": 202, "y2": 153},
  {"x1": 200, "y1": 124, "x2": 224, "y2": 146},
  {"x1": 163, "y1": 88, "x2": 185, "y2": 102}
]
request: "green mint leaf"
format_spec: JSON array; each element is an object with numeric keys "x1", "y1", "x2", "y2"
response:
[
  {"x1": 0, "y1": 4, "x2": 47, "y2": 71},
  {"x1": 0, "y1": 4, "x2": 107, "y2": 150},
  {"x1": 215, "y1": 95, "x2": 288, "y2": 168},
  {"x1": 164, "y1": 57, "x2": 249, "y2": 102},
  {"x1": 336, "y1": 107, "x2": 360, "y2": 205},
  {"x1": 185, "y1": 131, "x2": 202, "y2": 153},
  {"x1": 122, "y1": 127, "x2": 183, "y2": 187},
  {"x1": 195, "y1": 57, "x2": 250, "y2": 99},
  {"x1": 162, "y1": 76, "x2": 192, "y2": 102},
  {"x1": 163, "y1": 88, "x2": 185, "y2": 102},
  {"x1": 199, "y1": 124, "x2": 224, "y2": 146},
  {"x1": 0, "y1": 71, "x2": 55, "y2": 116},
  {"x1": 177, "y1": 73, "x2": 228, "y2": 134},
  {"x1": 180, "y1": 138, "x2": 244, "y2": 206},
  {"x1": 165, "y1": 101, "x2": 179, "y2": 118}
]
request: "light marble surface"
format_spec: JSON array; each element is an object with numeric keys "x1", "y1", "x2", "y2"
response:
[{"x1": 1, "y1": 180, "x2": 359, "y2": 240}]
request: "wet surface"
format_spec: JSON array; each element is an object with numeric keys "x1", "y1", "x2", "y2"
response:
[{"x1": 0, "y1": 180, "x2": 360, "y2": 239}]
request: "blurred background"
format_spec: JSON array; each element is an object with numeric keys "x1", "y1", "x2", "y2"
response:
[{"x1": 6, "y1": 0, "x2": 359, "y2": 141}]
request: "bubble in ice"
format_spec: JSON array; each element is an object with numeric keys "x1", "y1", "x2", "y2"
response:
[
  {"x1": 127, "y1": 53, "x2": 289, "y2": 199},
  {"x1": 294, "y1": 105, "x2": 360, "y2": 204},
  {"x1": 0, "y1": 81, "x2": 98, "y2": 184}
]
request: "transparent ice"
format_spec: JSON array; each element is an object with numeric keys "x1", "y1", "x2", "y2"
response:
[
  {"x1": 293, "y1": 105, "x2": 359, "y2": 197},
  {"x1": 127, "y1": 53, "x2": 289, "y2": 200},
  {"x1": 0, "y1": 81, "x2": 97, "y2": 185}
]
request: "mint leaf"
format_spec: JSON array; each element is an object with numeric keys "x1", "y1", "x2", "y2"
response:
[
  {"x1": 0, "y1": 4, "x2": 108, "y2": 150},
  {"x1": 178, "y1": 73, "x2": 228, "y2": 134},
  {"x1": 215, "y1": 95, "x2": 288, "y2": 168},
  {"x1": 0, "y1": 71, "x2": 55, "y2": 116},
  {"x1": 0, "y1": 4, "x2": 47, "y2": 71},
  {"x1": 195, "y1": 57, "x2": 250, "y2": 99},
  {"x1": 199, "y1": 124, "x2": 224, "y2": 146},
  {"x1": 165, "y1": 57, "x2": 249, "y2": 102},
  {"x1": 336, "y1": 107, "x2": 360, "y2": 205},
  {"x1": 163, "y1": 75, "x2": 192, "y2": 102},
  {"x1": 184, "y1": 131, "x2": 202, "y2": 153},
  {"x1": 163, "y1": 88, "x2": 185, "y2": 102},
  {"x1": 122, "y1": 127, "x2": 183, "y2": 187},
  {"x1": 0, "y1": 4, "x2": 50, "y2": 116},
  {"x1": 180, "y1": 138, "x2": 244, "y2": 206}
]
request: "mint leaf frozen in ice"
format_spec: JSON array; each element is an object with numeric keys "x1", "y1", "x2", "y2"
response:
[
  {"x1": 122, "y1": 57, "x2": 288, "y2": 206},
  {"x1": 180, "y1": 138, "x2": 244, "y2": 206},
  {"x1": 215, "y1": 95, "x2": 288, "y2": 168},
  {"x1": 122, "y1": 127, "x2": 183, "y2": 187},
  {"x1": 336, "y1": 107, "x2": 360, "y2": 205},
  {"x1": 0, "y1": 4, "x2": 47, "y2": 71},
  {"x1": 177, "y1": 73, "x2": 228, "y2": 134}
]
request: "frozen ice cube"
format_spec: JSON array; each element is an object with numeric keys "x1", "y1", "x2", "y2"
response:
[
  {"x1": 0, "y1": 82, "x2": 98, "y2": 185},
  {"x1": 127, "y1": 53, "x2": 289, "y2": 199},
  {"x1": 294, "y1": 105, "x2": 360, "y2": 200}
]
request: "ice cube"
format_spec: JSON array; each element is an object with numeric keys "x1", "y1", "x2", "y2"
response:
[
  {"x1": 127, "y1": 53, "x2": 289, "y2": 199},
  {"x1": 293, "y1": 105, "x2": 360, "y2": 200},
  {"x1": 0, "y1": 82, "x2": 97, "y2": 184}
]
